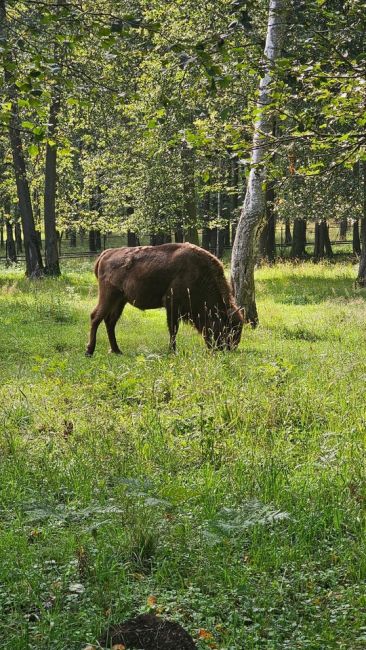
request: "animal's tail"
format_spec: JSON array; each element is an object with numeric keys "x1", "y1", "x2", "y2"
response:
[
  {"x1": 94, "y1": 255, "x2": 101, "y2": 278},
  {"x1": 94, "y1": 249, "x2": 110, "y2": 278}
]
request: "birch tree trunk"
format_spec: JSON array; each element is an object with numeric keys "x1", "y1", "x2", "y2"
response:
[{"x1": 231, "y1": 0, "x2": 288, "y2": 324}]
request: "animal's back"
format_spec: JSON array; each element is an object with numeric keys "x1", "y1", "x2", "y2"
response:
[
  {"x1": 95, "y1": 244, "x2": 197, "y2": 310},
  {"x1": 94, "y1": 243, "x2": 235, "y2": 311}
]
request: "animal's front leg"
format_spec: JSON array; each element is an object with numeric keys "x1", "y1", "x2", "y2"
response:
[
  {"x1": 165, "y1": 300, "x2": 179, "y2": 353},
  {"x1": 169, "y1": 335, "x2": 177, "y2": 353}
]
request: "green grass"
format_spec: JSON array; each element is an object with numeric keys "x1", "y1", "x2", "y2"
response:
[{"x1": 1, "y1": 259, "x2": 366, "y2": 649}]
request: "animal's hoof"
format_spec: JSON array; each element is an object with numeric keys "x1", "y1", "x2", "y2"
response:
[
  {"x1": 85, "y1": 350, "x2": 93, "y2": 357},
  {"x1": 109, "y1": 349, "x2": 122, "y2": 355}
]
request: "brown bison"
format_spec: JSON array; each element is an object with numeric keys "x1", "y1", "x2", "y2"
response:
[{"x1": 86, "y1": 243, "x2": 243, "y2": 356}]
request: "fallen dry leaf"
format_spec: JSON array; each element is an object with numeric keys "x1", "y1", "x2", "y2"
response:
[
  {"x1": 112, "y1": 645, "x2": 126, "y2": 650},
  {"x1": 198, "y1": 628, "x2": 214, "y2": 640},
  {"x1": 146, "y1": 594, "x2": 157, "y2": 608}
]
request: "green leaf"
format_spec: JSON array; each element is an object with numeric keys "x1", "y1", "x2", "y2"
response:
[
  {"x1": 28, "y1": 143, "x2": 39, "y2": 158},
  {"x1": 21, "y1": 121, "x2": 35, "y2": 130},
  {"x1": 59, "y1": 147, "x2": 71, "y2": 157}
]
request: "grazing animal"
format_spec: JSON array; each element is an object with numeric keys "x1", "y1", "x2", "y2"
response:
[{"x1": 86, "y1": 243, "x2": 243, "y2": 356}]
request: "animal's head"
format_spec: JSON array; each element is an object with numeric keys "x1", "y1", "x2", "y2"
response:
[{"x1": 203, "y1": 305, "x2": 244, "y2": 351}]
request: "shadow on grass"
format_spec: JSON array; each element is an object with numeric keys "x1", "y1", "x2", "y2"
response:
[{"x1": 257, "y1": 275, "x2": 366, "y2": 305}]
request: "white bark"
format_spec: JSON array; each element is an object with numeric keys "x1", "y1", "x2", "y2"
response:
[{"x1": 231, "y1": 0, "x2": 289, "y2": 324}]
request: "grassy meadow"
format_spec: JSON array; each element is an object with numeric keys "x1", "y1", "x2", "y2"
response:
[{"x1": 0, "y1": 259, "x2": 366, "y2": 649}]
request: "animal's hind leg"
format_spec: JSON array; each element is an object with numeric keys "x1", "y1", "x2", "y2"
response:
[
  {"x1": 86, "y1": 286, "x2": 124, "y2": 357},
  {"x1": 86, "y1": 305, "x2": 105, "y2": 357},
  {"x1": 104, "y1": 296, "x2": 126, "y2": 354}
]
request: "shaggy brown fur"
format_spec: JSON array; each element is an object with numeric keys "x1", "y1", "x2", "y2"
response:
[
  {"x1": 86, "y1": 243, "x2": 243, "y2": 356},
  {"x1": 99, "y1": 613, "x2": 197, "y2": 649}
]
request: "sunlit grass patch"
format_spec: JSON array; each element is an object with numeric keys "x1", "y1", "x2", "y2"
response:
[{"x1": 0, "y1": 259, "x2": 366, "y2": 649}]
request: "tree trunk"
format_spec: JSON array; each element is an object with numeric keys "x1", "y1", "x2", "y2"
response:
[
  {"x1": 95, "y1": 229, "x2": 101, "y2": 250},
  {"x1": 0, "y1": 220, "x2": 4, "y2": 248},
  {"x1": 339, "y1": 217, "x2": 348, "y2": 240},
  {"x1": 231, "y1": 0, "x2": 288, "y2": 324},
  {"x1": 320, "y1": 222, "x2": 326, "y2": 257},
  {"x1": 313, "y1": 221, "x2": 322, "y2": 260},
  {"x1": 323, "y1": 220, "x2": 333, "y2": 258},
  {"x1": 69, "y1": 229, "x2": 76, "y2": 247},
  {"x1": 314, "y1": 220, "x2": 326, "y2": 260},
  {"x1": 357, "y1": 161, "x2": 366, "y2": 285},
  {"x1": 174, "y1": 225, "x2": 184, "y2": 243},
  {"x1": 259, "y1": 182, "x2": 276, "y2": 261},
  {"x1": 0, "y1": 0, "x2": 43, "y2": 277},
  {"x1": 89, "y1": 229, "x2": 97, "y2": 252},
  {"x1": 15, "y1": 221, "x2": 22, "y2": 253},
  {"x1": 291, "y1": 218, "x2": 306, "y2": 258},
  {"x1": 313, "y1": 220, "x2": 332, "y2": 260},
  {"x1": 285, "y1": 218, "x2": 292, "y2": 245},
  {"x1": 127, "y1": 231, "x2": 140, "y2": 246},
  {"x1": 6, "y1": 101, "x2": 43, "y2": 276},
  {"x1": 353, "y1": 220, "x2": 361, "y2": 255},
  {"x1": 202, "y1": 227, "x2": 210, "y2": 250},
  {"x1": 358, "y1": 219, "x2": 366, "y2": 285},
  {"x1": 210, "y1": 227, "x2": 225, "y2": 258},
  {"x1": 185, "y1": 227, "x2": 199, "y2": 245},
  {"x1": 6, "y1": 221, "x2": 16, "y2": 262},
  {"x1": 44, "y1": 91, "x2": 61, "y2": 275},
  {"x1": 89, "y1": 182, "x2": 103, "y2": 251}
]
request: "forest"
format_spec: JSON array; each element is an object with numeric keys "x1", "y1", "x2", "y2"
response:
[{"x1": 0, "y1": 1, "x2": 366, "y2": 649}]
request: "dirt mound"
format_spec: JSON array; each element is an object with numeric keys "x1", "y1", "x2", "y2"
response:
[{"x1": 99, "y1": 613, "x2": 197, "y2": 649}]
